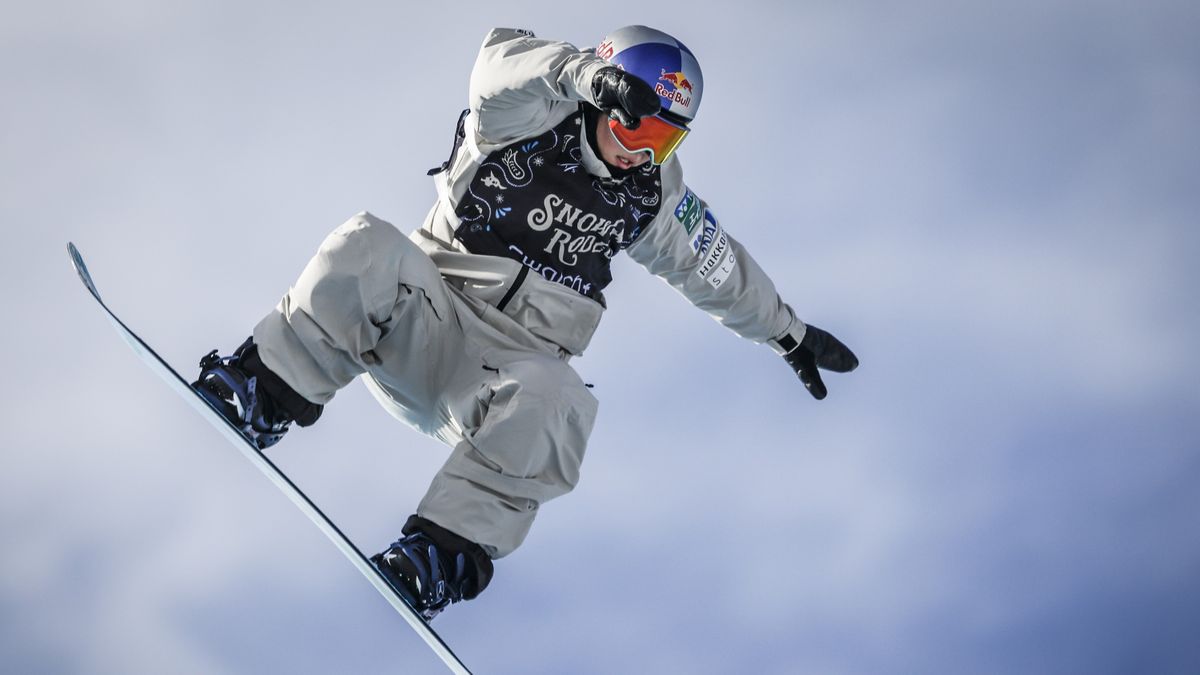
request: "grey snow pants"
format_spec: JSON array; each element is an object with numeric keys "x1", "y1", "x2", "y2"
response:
[{"x1": 253, "y1": 212, "x2": 599, "y2": 559}]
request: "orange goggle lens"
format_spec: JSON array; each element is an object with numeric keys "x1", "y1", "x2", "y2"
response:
[{"x1": 608, "y1": 114, "x2": 690, "y2": 165}]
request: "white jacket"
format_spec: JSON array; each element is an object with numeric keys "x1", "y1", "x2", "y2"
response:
[{"x1": 412, "y1": 28, "x2": 805, "y2": 357}]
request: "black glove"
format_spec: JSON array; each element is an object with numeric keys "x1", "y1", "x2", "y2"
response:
[
  {"x1": 592, "y1": 67, "x2": 661, "y2": 129},
  {"x1": 782, "y1": 324, "x2": 859, "y2": 400}
]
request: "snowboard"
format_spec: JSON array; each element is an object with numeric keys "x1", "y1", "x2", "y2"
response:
[{"x1": 66, "y1": 242, "x2": 472, "y2": 675}]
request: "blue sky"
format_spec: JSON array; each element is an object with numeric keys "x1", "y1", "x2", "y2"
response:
[{"x1": 3, "y1": 2, "x2": 1198, "y2": 673}]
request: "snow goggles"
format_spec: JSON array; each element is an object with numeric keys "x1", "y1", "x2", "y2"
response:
[{"x1": 608, "y1": 112, "x2": 690, "y2": 165}]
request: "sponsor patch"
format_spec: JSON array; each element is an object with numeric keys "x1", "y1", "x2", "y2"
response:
[
  {"x1": 691, "y1": 209, "x2": 721, "y2": 257},
  {"x1": 696, "y1": 226, "x2": 737, "y2": 289},
  {"x1": 673, "y1": 189, "x2": 702, "y2": 234}
]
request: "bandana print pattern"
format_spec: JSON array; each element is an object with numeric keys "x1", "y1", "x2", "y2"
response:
[{"x1": 455, "y1": 111, "x2": 662, "y2": 301}]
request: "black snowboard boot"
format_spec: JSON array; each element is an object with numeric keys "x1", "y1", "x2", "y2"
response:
[
  {"x1": 192, "y1": 337, "x2": 322, "y2": 449},
  {"x1": 371, "y1": 515, "x2": 494, "y2": 621}
]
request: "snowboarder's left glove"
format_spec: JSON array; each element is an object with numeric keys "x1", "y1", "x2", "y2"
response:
[
  {"x1": 592, "y1": 66, "x2": 661, "y2": 129},
  {"x1": 782, "y1": 324, "x2": 859, "y2": 400}
]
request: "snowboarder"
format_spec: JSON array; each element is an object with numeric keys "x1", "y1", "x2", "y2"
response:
[{"x1": 192, "y1": 25, "x2": 858, "y2": 620}]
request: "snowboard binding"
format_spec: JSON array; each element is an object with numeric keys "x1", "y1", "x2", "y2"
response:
[
  {"x1": 372, "y1": 516, "x2": 494, "y2": 621},
  {"x1": 192, "y1": 338, "x2": 319, "y2": 449}
]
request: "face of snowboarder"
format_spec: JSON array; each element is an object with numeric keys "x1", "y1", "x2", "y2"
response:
[
  {"x1": 606, "y1": 112, "x2": 690, "y2": 165},
  {"x1": 594, "y1": 115, "x2": 653, "y2": 171}
]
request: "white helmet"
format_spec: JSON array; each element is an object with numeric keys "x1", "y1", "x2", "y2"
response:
[{"x1": 597, "y1": 25, "x2": 704, "y2": 123}]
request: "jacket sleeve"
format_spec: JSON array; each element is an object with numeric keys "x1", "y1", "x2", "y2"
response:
[
  {"x1": 624, "y1": 159, "x2": 807, "y2": 354},
  {"x1": 468, "y1": 28, "x2": 610, "y2": 145}
]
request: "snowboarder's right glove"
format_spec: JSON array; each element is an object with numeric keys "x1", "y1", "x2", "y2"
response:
[
  {"x1": 781, "y1": 324, "x2": 859, "y2": 401},
  {"x1": 592, "y1": 66, "x2": 661, "y2": 129}
]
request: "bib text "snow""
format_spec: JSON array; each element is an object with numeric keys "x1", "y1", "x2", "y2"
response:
[{"x1": 527, "y1": 193, "x2": 626, "y2": 266}]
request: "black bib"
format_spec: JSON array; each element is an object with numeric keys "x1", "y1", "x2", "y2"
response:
[{"x1": 454, "y1": 110, "x2": 663, "y2": 301}]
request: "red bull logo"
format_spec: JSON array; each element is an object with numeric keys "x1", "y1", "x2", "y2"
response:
[
  {"x1": 657, "y1": 70, "x2": 693, "y2": 109},
  {"x1": 659, "y1": 69, "x2": 694, "y2": 93}
]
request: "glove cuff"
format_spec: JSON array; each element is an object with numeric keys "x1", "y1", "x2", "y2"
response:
[
  {"x1": 768, "y1": 321, "x2": 808, "y2": 356},
  {"x1": 582, "y1": 61, "x2": 614, "y2": 106}
]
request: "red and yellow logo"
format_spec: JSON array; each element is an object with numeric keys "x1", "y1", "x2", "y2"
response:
[
  {"x1": 659, "y1": 69, "x2": 694, "y2": 93},
  {"x1": 656, "y1": 69, "x2": 694, "y2": 108}
]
